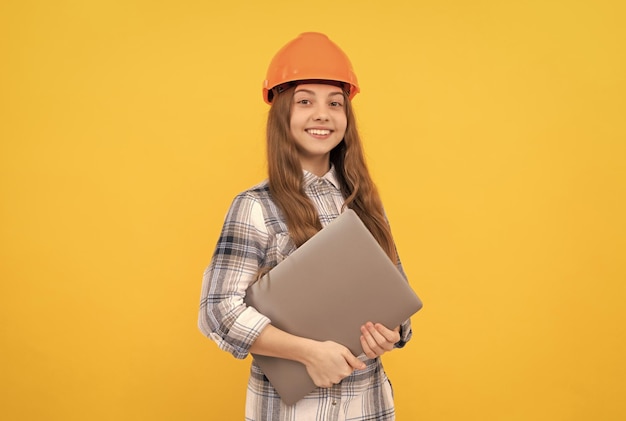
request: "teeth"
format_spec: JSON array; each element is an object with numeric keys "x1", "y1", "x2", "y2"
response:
[{"x1": 307, "y1": 129, "x2": 331, "y2": 136}]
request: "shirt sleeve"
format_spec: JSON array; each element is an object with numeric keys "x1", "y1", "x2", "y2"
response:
[
  {"x1": 394, "y1": 251, "x2": 414, "y2": 348},
  {"x1": 198, "y1": 192, "x2": 272, "y2": 359},
  {"x1": 383, "y1": 210, "x2": 414, "y2": 348}
]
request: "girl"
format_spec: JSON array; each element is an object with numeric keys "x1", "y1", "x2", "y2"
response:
[{"x1": 198, "y1": 32, "x2": 413, "y2": 420}]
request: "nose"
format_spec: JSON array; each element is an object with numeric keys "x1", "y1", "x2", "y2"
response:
[{"x1": 313, "y1": 104, "x2": 330, "y2": 121}]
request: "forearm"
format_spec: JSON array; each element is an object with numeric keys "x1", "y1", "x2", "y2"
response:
[
  {"x1": 249, "y1": 324, "x2": 317, "y2": 365},
  {"x1": 251, "y1": 324, "x2": 366, "y2": 388}
]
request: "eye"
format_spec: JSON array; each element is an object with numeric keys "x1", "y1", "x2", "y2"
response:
[
  {"x1": 296, "y1": 98, "x2": 311, "y2": 105},
  {"x1": 330, "y1": 101, "x2": 343, "y2": 107}
]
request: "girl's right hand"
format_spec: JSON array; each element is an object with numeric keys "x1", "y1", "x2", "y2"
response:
[{"x1": 302, "y1": 341, "x2": 366, "y2": 388}]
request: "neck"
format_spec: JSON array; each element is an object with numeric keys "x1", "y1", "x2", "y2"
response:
[{"x1": 300, "y1": 157, "x2": 331, "y2": 177}]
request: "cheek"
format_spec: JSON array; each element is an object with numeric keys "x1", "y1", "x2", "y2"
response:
[
  {"x1": 338, "y1": 116, "x2": 348, "y2": 136},
  {"x1": 289, "y1": 112, "x2": 305, "y2": 130}
]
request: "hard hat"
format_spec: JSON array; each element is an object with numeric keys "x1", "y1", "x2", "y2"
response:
[{"x1": 263, "y1": 32, "x2": 360, "y2": 104}]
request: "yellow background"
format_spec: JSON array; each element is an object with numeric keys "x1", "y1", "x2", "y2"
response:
[{"x1": 1, "y1": 0, "x2": 625, "y2": 419}]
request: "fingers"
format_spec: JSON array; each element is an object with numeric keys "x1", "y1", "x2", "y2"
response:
[
  {"x1": 362, "y1": 322, "x2": 397, "y2": 348},
  {"x1": 360, "y1": 322, "x2": 400, "y2": 359},
  {"x1": 319, "y1": 351, "x2": 364, "y2": 387},
  {"x1": 360, "y1": 333, "x2": 377, "y2": 359},
  {"x1": 345, "y1": 351, "x2": 366, "y2": 371},
  {"x1": 305, "y1": 341, "x2": 364, "y2": 389},
  {"x1": 360, "y1": 326, "x2": 389, "y2": 359},
  {"x1": 372, "y1": 323, "x2": 401, "y2": 342}
]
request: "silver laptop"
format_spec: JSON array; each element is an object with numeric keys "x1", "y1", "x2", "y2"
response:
[{"x1": 244, "y1": 209, "x2": 422, "y2": 405}]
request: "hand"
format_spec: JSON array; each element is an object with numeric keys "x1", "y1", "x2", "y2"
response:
[
  {"x1": 303, "y1": 341, "x2": 366, "y2": 388},
  {"x1": 360, "y1": 322, "x2": 400, "y2": 359}
]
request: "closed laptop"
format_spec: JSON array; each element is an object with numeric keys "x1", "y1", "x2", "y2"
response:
[{"x1": 244, "y1": 209, "x2": 423, "y2": 405}]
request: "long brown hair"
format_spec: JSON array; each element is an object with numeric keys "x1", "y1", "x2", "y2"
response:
[{"x1": 266, "y1": 85, "x2": 397, "y2": 263}]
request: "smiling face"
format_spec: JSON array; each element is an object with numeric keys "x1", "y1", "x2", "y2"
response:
[{"x1": 289, "y1": 83, "x2": 348, "y2": 176}]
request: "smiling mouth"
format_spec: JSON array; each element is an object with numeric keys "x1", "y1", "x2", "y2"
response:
[{"x1": 306, "y1": 129, "x2": 331, "y2": 136}]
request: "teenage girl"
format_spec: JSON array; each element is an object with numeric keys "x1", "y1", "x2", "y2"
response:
[{"x1": 198, "y1": 32, "x2": 413, "y2": 421}]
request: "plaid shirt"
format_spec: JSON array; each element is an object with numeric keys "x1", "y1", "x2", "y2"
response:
[{"x1": 199, "y1": 167, "x2": 412, "y2": 421}]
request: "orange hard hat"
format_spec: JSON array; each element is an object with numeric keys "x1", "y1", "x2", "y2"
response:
[{"x1": 263, "y1": 32, "x2": 360, "y2": 104}]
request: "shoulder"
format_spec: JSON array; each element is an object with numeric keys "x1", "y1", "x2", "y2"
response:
[
  {"x1": 225, "y1": 180, "x2": 284, "y2": 230},
  {"x1": 227, "y1": 180, "x2": 287, "y2": 235},
  {"x1": 235, "y1": 180, "x2": 271, "y2": 201},
  {"x1": 228, "y1": 180, "x2": 271, "y2": 214}
]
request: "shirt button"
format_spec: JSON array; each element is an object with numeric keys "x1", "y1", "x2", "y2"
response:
[{"x1": 332, "y1": 401, "x2": 337, "y2": 406}]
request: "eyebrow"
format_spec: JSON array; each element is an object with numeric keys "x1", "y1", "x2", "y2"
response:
[{"x1": 294, "y1": 88, "x2": 344, "y2": 97}]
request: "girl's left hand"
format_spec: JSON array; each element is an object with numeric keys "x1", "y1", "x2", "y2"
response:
[{"x1": 360, "y1": 322, "x2": 400, "y2": 359}]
